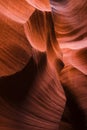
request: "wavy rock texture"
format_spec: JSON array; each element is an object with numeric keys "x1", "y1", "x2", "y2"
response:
[{"x1": 0, "y1": 0, "x2": 87, "y2": 130}]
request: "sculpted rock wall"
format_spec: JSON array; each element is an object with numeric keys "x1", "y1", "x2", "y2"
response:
[{"x1": 0, "y1": 0, "x2": 87, "y2": 130}]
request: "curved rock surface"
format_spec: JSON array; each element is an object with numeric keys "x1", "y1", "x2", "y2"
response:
[{"x1": 0, "y1": 0, "x2": 87, "y2": 130}]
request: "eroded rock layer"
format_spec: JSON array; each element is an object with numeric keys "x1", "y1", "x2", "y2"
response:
[{"x1": 0, "y1": 0, "x2": 87, "y2": 130}]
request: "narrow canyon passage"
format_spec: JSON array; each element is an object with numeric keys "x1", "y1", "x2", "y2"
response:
[{"x1": 0, "y1": 0, "x2": 87, "y2": 130}]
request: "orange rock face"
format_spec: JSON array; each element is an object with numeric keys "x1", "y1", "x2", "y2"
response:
[{"x1": 0, "y1": 0, "x2": 87, "y2": 130}]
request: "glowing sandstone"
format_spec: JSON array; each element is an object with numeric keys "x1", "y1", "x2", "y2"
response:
[{"x1": 0, "y1": 0, "x2": 87, "y2": 130}]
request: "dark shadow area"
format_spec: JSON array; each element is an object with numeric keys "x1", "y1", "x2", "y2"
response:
[
  {"x1": 0, "y1": 57, "x2": 38, "y2": 104},
  {"x1": 0, "y1": 53, "x2": 47, "y2": 105},
  {"x1": 61, "y1": 84, "x2": 87, "y2": 130}
]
